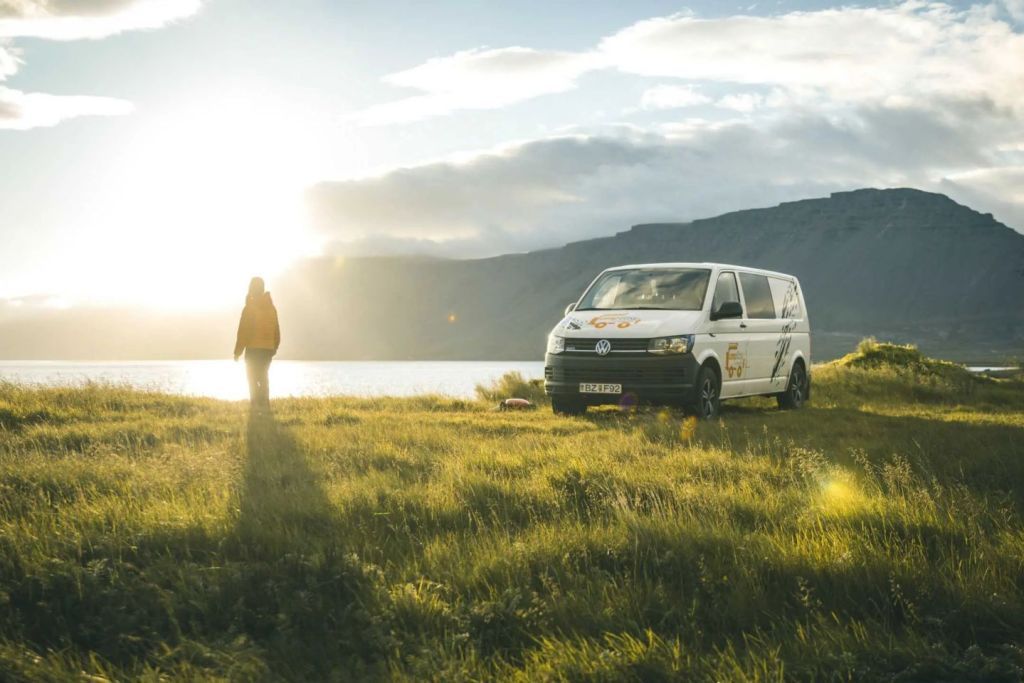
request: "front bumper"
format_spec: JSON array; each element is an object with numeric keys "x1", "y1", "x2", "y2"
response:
[{"x1": 544, "y1": 352, "x2": 699, "y2": 406}]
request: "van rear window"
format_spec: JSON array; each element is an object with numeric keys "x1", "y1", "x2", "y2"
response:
[
  {"x1": 768, "y1": 277, "x2": 802, "y2": 319},
  {"x1": 577, "y1": 268, "x2": 711, "y2": 311},
  {"x1": 739, "y1": 273, "x2": 776, "y2": 319}
]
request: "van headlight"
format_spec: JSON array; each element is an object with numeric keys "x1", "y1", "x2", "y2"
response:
[
  {"x1": 547, "y1": 335, "x2": 565, "y2": 355},
  {"x1": 648, "y1": 335, "x2": 694, "y2": 355}
]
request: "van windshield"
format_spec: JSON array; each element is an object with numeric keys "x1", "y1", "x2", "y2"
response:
[{"x1": 576, "y1": 268, "x2": 711, "y2": 311}]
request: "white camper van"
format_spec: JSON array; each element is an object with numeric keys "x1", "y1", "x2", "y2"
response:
[{"x1": 544, "y1": 263, "x2": 811, "y2": 418}]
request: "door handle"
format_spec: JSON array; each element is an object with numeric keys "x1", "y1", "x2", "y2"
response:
[{"x1": 740, "y1": 323, "x2": 747, "y2": 328}]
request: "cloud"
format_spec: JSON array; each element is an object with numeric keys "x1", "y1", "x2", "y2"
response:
[
  {"x1": 640, "y1": 84, "x2": 711, "y2": 110},
  {"x1": 307, "y1": 126, "x2": 829, "y2": 257},
  {"x1": 715, "y1": 93, "x2": 764, "y2": 113},
  {"x1": 0, "y1": 42, "x2": 16, "y2": 77},
  {"x1": 602, "y1": 4, "x2": 1024, "y2": 114},
  {"x1": 938, "y1": 165, "x2": 1024, "y2": 228},
  {"x1": 0, "y1": 85, "x2": 133, "y2": 129},
  {"x1": 308, "y1": 134, "x2": 658, "y2": 249},
  {"x1": 328, "y1": 1, "x2": 1024, "y2": 256},
  {"x1": 310, "y1": 94, "x2": 1024, "y2": 258},
  {"x1": 0, "y1": 0, "x2": 201, "y2": 39},
  {"x1": 355, "y1": 2, "x2": 1024, "y2": 124},
  {"x1": 1004, "y1": 0, "x2": 1024, "y2": 22},
  {"x1": 352, "y1": 47, "x2": 596, "y2": 126},
  {"x1": 0, "y1": 42, "x2": 134, "y2": 127},
  {"x1": 0, "y1": 0, "x2": 202, "y2": 129}
]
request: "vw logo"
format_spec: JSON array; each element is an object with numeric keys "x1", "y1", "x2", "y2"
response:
[{"x1": 595, "y1": 339, "x2": 612, "y2": 356}]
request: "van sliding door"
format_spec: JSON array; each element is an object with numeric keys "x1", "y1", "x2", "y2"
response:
[{"x1": 737, "y1": 272, "x2": 781, "y2": 394}]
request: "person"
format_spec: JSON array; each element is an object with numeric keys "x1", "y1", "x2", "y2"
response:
[{"x1": 233, "y1": 277, "x2": 281, "y2": 409}]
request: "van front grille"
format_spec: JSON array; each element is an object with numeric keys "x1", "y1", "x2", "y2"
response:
[{"x1": 563, "y1": 338, "x2": 650, "y2": 354}]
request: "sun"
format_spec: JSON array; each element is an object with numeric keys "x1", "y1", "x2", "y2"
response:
[{"x1": 62, "y1": 94, "x2": 324, "y2": 310}]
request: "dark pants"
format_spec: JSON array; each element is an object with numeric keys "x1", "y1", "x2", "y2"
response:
[{"x1": 245, "y1": 348, "x2": 273, "y2": 407}]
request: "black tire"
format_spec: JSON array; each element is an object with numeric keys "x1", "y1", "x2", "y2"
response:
[
  {"x1": 690, "y1": 364, "x2": 721, "y2": 420},
  {"x1": 552, "y1": 398, "x2": 587, "y2": 416},
  {"x1": 777, "y1": 361, "x2": 808, "y2": 410}
]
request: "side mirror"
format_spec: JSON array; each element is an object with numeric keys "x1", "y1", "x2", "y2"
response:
[
  {"x1": 564, "y1": 302, "x2": 577, "y2": 316},
  {"x1": 710, "y1": 300, "x2": 743, "y2": 321}
]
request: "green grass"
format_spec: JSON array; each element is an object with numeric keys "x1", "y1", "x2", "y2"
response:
[{"x1": 1, "y1": 343, "x2": 1023, "y2": 681}]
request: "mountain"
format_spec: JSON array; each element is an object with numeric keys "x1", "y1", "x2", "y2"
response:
[
  {"x1": 1, "y1": 188, "x2": 1021, "y2": 362},
  {"x1": 275, "y1": 188, "x2": 1024, "y2": 362},
  {"x1": 0, "y1": 308, "x2": 228, "y2": 360}
]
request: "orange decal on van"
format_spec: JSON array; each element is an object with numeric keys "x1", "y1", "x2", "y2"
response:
[
  {"x1": 725, "y1": 343, "x2": 747, "y2": 379},
  {"x1": 588, "y1": 314, "x2": 641, "y2": 329}
]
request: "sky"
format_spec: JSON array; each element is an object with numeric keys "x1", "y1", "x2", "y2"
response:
[{"x1": 1, "y1": 0, "x2": 1023, "y2": 310}]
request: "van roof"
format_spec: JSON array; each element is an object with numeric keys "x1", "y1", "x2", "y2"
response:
[{"x1": 604, "y1": 262, "x2": 797, "y2": 280}]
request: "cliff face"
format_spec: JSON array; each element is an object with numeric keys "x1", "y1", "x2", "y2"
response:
[{"x1": 275, "y1": 188, "x2": 1024, "y2": 361}]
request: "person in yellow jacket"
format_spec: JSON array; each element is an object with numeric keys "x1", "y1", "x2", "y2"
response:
[{"x1": 233, "y1": 277, "x2": 281, "y2": 408}]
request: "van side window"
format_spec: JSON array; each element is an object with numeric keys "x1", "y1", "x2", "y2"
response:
[
  {"x1": 711, "y1": 272, "x2": 739, "y2": 312},
  {"x1": 739, "y1": 273, "x2": 776, "y2": 319},
  {"x1": 768, "y1": 277, "x2": 802, "y2": 319}
]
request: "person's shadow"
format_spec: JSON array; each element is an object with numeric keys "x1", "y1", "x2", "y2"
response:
[
  {"x1": 222, "y1": 411, "x2": 388, "y2": 678},
  {"x1": 235, "y1": 412, "x2": 337, "y2": 556}
]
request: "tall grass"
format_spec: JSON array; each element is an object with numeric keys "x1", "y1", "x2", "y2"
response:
[
  {"x1": 475, "y1": 371, "x2": 547, "y2": 405},
  {"x1": 1, "y1": 343, "x2": 1023, "y2": 680}
]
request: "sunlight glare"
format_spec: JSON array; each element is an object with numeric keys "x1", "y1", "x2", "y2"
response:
[
  {"x1": 818, "y1": 472, "x2": 868, "y2": 515},
  {"x1": 64, "y1": 94, "x2": 326, "y2": 310}
]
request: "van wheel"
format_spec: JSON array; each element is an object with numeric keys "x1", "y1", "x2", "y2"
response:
[
  {"x1": 690, "y1": 365, "x2": 721, "y2": 420},
  {"x1": 552, "y1": 398, "x2": 587, "y2": 416},
  {"x1": 777, "y1": 362, "x2": 808, "y2": 410}
]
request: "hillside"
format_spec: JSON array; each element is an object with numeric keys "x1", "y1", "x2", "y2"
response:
[
  {"x1": 2, "y1": 347, "x2": 1023, "y2": 679},
  {"x1": 0, "y1": 188, "x2": 1021, "y2": 361},
  {"x1": 277, "y1": 188, "x2": 1024, "y2": 361}
]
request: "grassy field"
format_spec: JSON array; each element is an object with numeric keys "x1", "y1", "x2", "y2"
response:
[{"x1": 1, "y1": 341, "x2": 1023, "y2": 681}]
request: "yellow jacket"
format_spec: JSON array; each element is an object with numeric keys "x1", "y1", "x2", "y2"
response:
[{"x1": 234, "y1": 292, "x2": 280, "y2": 356}]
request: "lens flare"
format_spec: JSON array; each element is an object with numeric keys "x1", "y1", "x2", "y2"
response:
[
  {"x1": 680, "y1": 416, "x2": 698, "y2": 440},
  {"x1": 819, "y1": 473, "x2": 867, "y2": 514}
]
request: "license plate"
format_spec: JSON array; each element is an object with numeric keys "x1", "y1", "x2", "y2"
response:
[{"x1": 579, "y1": 383, "x2": 622, "y2": 394}]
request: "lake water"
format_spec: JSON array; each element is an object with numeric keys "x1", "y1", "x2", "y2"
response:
[
  {"x1": 0, "y1": 360, "x2": 1011, "y2": 402},
  {"x1": 0, "y1": 361, "x2": 546, "y2": 401}
]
